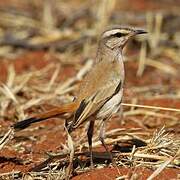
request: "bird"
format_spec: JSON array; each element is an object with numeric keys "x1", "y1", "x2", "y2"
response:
[{"x1": 12, "y1": 26, "x2": 147, "y2": 170}]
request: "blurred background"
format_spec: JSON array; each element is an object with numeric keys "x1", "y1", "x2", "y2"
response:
[{"x1": 0, "y1": 0, "x2": 179, "y2": 178}]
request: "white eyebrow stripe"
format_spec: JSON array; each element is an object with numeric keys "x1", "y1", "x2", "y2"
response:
[
  {"x1": 102, "y1": 29, "x2": 121, "y2": 38},
  {"x1": 102, "y1": 29, "x2": 131, "y2": 38}
]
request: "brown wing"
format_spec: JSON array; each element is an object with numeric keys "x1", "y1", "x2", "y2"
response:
[{"x1": 71, "y1": 80, "x2": 122, "y2": 129}]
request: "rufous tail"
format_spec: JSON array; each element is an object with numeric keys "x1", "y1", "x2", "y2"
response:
[{"x1": 13, "y1": 102, "x2": 78, "y2": 131}]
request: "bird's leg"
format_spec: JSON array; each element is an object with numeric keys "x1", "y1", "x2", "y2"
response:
[
  {"x1": 99, "y1": 120, "x2": 115, "y2": 165},
  {"x1": 87, "y1": 120, "x2": 95, "y2": 169}
]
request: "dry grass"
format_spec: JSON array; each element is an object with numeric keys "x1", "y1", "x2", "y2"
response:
[{"x1": 0, "y1": 0, "x2": 179, "y2": 179}]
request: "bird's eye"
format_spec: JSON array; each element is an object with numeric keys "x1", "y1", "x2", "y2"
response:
[{"x1": 114, "y1": 32, "x2": 124, "y2": 38}]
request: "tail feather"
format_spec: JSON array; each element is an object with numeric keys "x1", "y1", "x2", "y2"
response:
[
  {"x1": 13, "y1": 117, "x2": 44, "y2": 130},
  {"x1": 12, "y1": 102, "x2": 78, "y2": 131}
]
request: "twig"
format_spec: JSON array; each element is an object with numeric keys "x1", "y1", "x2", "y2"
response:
[
  {"x1": 122, "y1": 103, "x2": 180, "y2": 112},
  {"x1": 119, "y1": 152, "x2": 168, "y2": 161},
  {"x1": 0, "y1": 128, "x2": 14, "y2": 150},
  {"x1": 137, "y1": 41, "x2": 147, "y2": 76}
]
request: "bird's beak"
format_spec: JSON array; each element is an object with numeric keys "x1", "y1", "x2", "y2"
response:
[
  {"x1": 122, "y1": 28, "x2": 147, "y2": 48},
  {"x1": 128, "y1": 29, "x2": 147, "y2": 39},
  {"x1": 135, "y1": 29, "x2": 147, "y2": 35}
]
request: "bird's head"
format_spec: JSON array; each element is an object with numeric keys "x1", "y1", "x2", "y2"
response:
[{"x1": 100, "y1": 26, "x2": 147, "y2": 50}]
